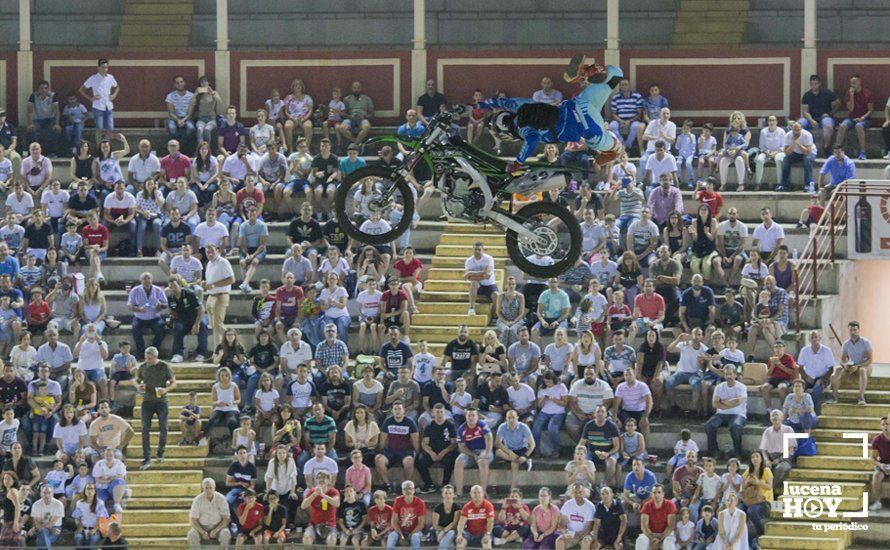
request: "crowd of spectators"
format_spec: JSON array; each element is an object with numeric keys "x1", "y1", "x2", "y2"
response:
[{"x1": 0, "y1": 61, "x2": 881, "y2": 549}]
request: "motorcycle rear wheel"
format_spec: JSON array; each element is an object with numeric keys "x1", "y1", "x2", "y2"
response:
[
  {"x1": 333, "y1": 165, "x2": 415, "y2": 246},
  {"x1": 505, "y1": 201, "x2": 583, "y2": 279}
]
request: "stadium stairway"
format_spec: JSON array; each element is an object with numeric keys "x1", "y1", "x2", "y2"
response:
[
  {"x1": 412, "y1": 222, "x2": 508, "y2": 357},
  {"x1": 122, "y1": 362, "x2": 215, "y2": 548},
  {"x1": 119, "y1": 0, "x2": 195, "y2": 49},
  {"x1": 671, "y1": 0, "x2": 749, "y2": 47}
]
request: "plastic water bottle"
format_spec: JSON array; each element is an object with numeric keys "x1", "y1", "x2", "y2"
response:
[{"x1": 792, "y1": 248, "x2": 799, "y2": 260}]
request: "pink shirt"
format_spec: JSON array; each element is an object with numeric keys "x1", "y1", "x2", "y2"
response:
[
  {"x1": 345, "y1": 463, "x2": 372, "y2": 493},
  {"x1": 532, "y1": 504, "x2": 560, "y2": 532}
]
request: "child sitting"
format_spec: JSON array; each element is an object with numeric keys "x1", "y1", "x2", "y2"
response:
[
  {"x1": 29, "y1": 381, "x2": 54, "y2": 454},
  {"x1": 695, "y1": 504, "x2": 718, "y2": 549},
  {"x1": 618, "y1": 417, "x2": 648, "y2": 469},
  {"x1": 563, "y1": 445, "x2": 597, "y2": 499},
  {"x1": 179, "y1": 391, "x2": 203, "y2": 446},
  {"x1": 0, "y1": 406, "x2": 19, "y2": 458},
  {"x1": 44, "y1": 458, "x2": 73, "y2": 509},
  {"x1": 66, "y1": 462, "x2": 94, "y2": 513},
  {"x1": 26, "y1": 288, "x2": 51, "y2": 334},
  {"x1": 673, "y1": 506, "x2": 695, "y2": 550},
  {"x1": 492, "y1": 488, "x2": 531, "y2": 545},
  {"x1": 231, "y1": 415, "x2": 257, "y2": 463},
  {"x1": 234, "y1": 489, "x2": 265, "y2": 547},
  {"x1": 323, "y1": 87, "x2": 346, "y2": 149},
  {"x1": 253, "y1": 372, "x2": 280, "y2": 429},
  {"x1": 108, "y1": 341, "x2": 137, "y2": 407},
  {"x1": 665, "y1": 428, "x2": 700, "y2": 481},
  {"x1": 692, "y1": 456, "x2": 721, "y2": 519},
  {"x1": 797, "y1": 193, "x2": 825, "y2": 229},
  {"x1": 607, "y1": 290, "x2": 633, "y2": 337}
]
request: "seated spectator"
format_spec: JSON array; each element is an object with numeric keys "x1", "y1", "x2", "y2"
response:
[
  {"x1": 779, "y1": 122, "x2": 816, "y2": 192},
  {"x1": 256, "y1": 138, "x2": 287, "y2": 215},
  {"x1": 635, "y1": 483, "x2": 677, "y2": 550},
  {"x1": 127, "y1": 272, "x2": 168, "y2": 360},
  {"x1": 206, "y1": 367, "x2": 241, "y2": 450},
  {"x1": 36, "y1": 326, "x2": 74, "y2": 391},
  {"x1": 454, "y1": 408, "x2": 492, "y2": 498},
  {"x1": 783, "y1": 379, "x2": 818, "y2": 435},
  {"x1": 28, "y1": 485, "x2": 64, "y2": 549},
  {"x1": 179, "y1": 391, "x2": 203, "y2": 446},
  {"x1": 554, "y1": 481, "x2": 595, "y2": 550},
  {"x1": 302, "y1": 442, "x2": 339, "y2": 488},
  {"x1": 221, "y1": 143, "x2": 259, "y2": 191},
  {"x1": 92, "y1": 446, "x2": 126, "y2": 513},
  {"x1": 166, "y1": 176, "x2": 200, "y2": 231},
  {"x1": 869, "y1": 416, "x2": 890, "y2": 511},
  {"x1": 157, "y1": 208, "x2": 192, "y2": 278},
  {"x1": 187, "y1": 478, "x2": 231, "y2": 548},
  {"x1": 375, "y1": 401, "x2": 419, "y2": 494},
  {"x1": 5, "y1": 181, "x2": 34, "y2": 226},
  {"x1": 191, "y1": 141, "x2": 220, "y2": 208},
  {"x1": 217, "y1": 105, "x2": 248, "y2": 163},
  {"x1": 457, "y1": 484, "x2": 495, "y2": 550},
  {"x1": 689, "y1": 204, "x2": 720, "y2": 285},
  {"x1": 337, "y1": 483, "x2": 368, "y2": 548},
  {"x1": 249, "y1": 108, "x2": 275, "y2": 154},
  {"x1": 739, "y1": 450, "x2": 773, "y2": 548},
  {"x1": 233, "y1": 488, "x2": 264, "y2": 546},
  {"x1": 73, "y1": 482, "x2": 109, "y2": 549},
  {"x1": 835, "y1": 75, "x2": 873, "y2": 160},
  {"x1": 506, "y1": 327, "x2": 541, "y2": 384},
  {"x1": 167, "y1": 276, "x2": 208, "y2": 364},
  {"x1": 591, "y1": 486, "x2": 626, "y2": 550},
  {"x1": 754, "y1": 116, "x2": 786, "y2": 188},
  {"x1": 603, "y1": 330, "x2": 636, "y2": 387},
  {"x1": 796, "y1": 329, "x2": 835, "y2": 413},
  {"x1": 133, "y1": 178, "x2": 166, "y2": 256},
  {"x1": 236, "y1": 206, "x2": 268, "y2": 294},
  {"x1": 190, "y1": 76, "x2": 223, "y2": 146},
  {"x1": 613, "y1": 369, "x2": 652, "y2": 437},
  {"x1": 22, "y1": 209, "x2": 54, "y2": 262},
  {"x1": 126, "y1": 138, "x2": 160, "y2": 193},
  {"x1": 580, "y1": 404, "x2": 620, "y2": 487},
  {"x1": 225, "y1": 445, "x2": 257, "y2": 522},
  {"x1": 768, "y1": 245, "x2": 796, "y2": 293},
  {"x1": 532, "y1": 278, "x2": 571, "y2": 345},
  {"x1": 747, "y1": 276, "x2": 788, "y2": 351},
  {"x1": 647, "y1": 174, "x2": 683, "y2": 229},
  {"x1": 830, "y1": 320, "x2": 872, "y2": 405},
  {"x1": 679, "y1": 274, "x2": 716, "y2": 334},
  {"x1": 21, "y1": 141, "x2": 54, "y2": 197},
  {"x1": 760, "y1": 409, "x2": 795, "y2": 492},
  {"x1": 315, "y1": 322, "x2": 350, "y2": 375},
  {"x1": 717, "y1": 125, "x2": 747, "y2": 190},
  {"x1": 622, "y1": 457, "x2": 658, "y2": 527},
  {"x1": 608, "y1": 79, "x2": 644, "y2": 152},
  {"x1": 760, "y1": 341, "x2": 799, "y2": 411},
  {"x1": 464, "y1": 242, "x2": 499, "y2": 317},
  {"x1": 165, "y1": 75, "x2": 195, "y2": 150},
  {"x1": 386, "y1": 366, "x2": 421, "y2": 422},
  {"x1": 301, "y1": 470, "x2": 340, "y2": 546},
  {"x1": 819, "y1": 145, "x2": 857, "y2": 203},
  {"x1": 92, "y1": 134, "x2": 130, "y2": 199},
  {"x1": 158, "y1": 139, "x2": 192, "y2": 191},
  {"x1": 671, "y1": 449, "x2": 703, "y2": 522},
  {"x1": 704, "y1": 366, "x2": 747, "y2": 458},
  {"x1": 388, "y1": 480, "x2": 427, "y2": 549}
]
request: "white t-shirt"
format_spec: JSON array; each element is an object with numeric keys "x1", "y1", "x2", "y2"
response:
[
  {"x1": 205, "y1": 257, "x2": 235, "y2": 295},
  {"x1": 194, "y1": 221, "x2": 229, "y2": 248},
  {"x1": 582, "y1": 292, "x2": 609, "y2": 322},
  {"x1": 714, "y1": 381, "x2": 748, "y2": 417},
  {"x1": 92, "y1": 459, "x2": 127, "y2": 489},
  {"x1": 320, "y1": 286, "x2": 349, "y2": 318},
  {"x1": 358, "y1": 219, "x2": 392, "y2": 237},
  {"x1": 41, "y1": 189, "x2": 70, "y2": 219},
  {"x1": 356, "y1": 289, "x2": 382, "y2": 318},
  {"x1": 589, "y1": 260, "x2": 618, "y2": 287},
  {"x1": 570, "y1": 378, "x2": 614, "y2": 414},
  {"x1": 254, "y1": 388, "x2": 279, "y2": 414},
  {"x1": 0, "y1": 159, "x2": 13, "y2": 182},
  {"x1": 644, "y1": 120, "x2": 677, "y2": 152},
  {"x1": 6, "y1": 193, "x2": 34, "y2": 216},
  {"x1": 759, "y1": 127, "x2": 787, "y2": 154},
  {"x1": 83, "y1": 72, "x2": 118, "y2": 110},
  {"x1": 170, "y1": 255, "x2": 204, "y2": 283},
  {"x1": 0, "y1": 418, "x2": 19, "y2": 452},
  {"x1": 413, "y1": 352, "x2": 437, "y2": 384},
  {"x1": 716, "y1": 220, "x2": 749, "y2": 253},
  {"x1": 31, "y1": 498, "x2": 65, "y2": 527},
  {"x1": 103, "y1": 192, "x2": 136, "y2": 212},
  {"x1": 560, "y1": 498, "x2": 596, "y2": 534},
  {"x1": 611, "y1": 162, "x2": 637, "y2": 182},
  {"x1": 627, "y1": 219, "x2": 659, "y2": 253},
  {"x1": 302, "y1": 456, "x2": 339, "y2": 482},
  {"x1": 676, "y1": 341, "x2": 708, "y2": 374},
  {"x1": 52, "y1": 421, "x2": 87, "y2": 453},
  {"x1": 538, "y1": 383, "x2": 569, "y2": 415},
  {"x1": 752, "y1": 222, "x2": 785, "y2": 254},
  {"x1": 279, "y1": 340, "x2": 313, "y2": 373},
  {"x1": 783, "y1": 129, "x2": 814, "y2": 155},
  {"x1": 76, "y1": 340, "x2": 108, "y2": 372},
  {"x1": 645, "y1": 153, "x2": 678, "y2": 182},
  {"x1": 506, "y1": 383, "x2": 536, "y2": 411},
  {"x1": 127, "y1": 153, "x2": 161, "y2": 184},
  {"x1": 465, "y1": 254, "x2": 496, "y2": 286}
]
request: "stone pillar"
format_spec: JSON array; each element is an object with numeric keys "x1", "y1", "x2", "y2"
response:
[
  {"x1": 604, "y1": 0, "x2": 620, "y2": 67},
  {"x1": 411, "y1": 0, "x2": 427, "y2": 106},
  {"x1": 800, "y1": 0, "x2": 817, "y2": 118},
  {"x1": 17, "y1": 0, "x2": 33, "y2": 125},
  {"x1": 214, "y1": 0, "x2": 230, "y2": 106}
]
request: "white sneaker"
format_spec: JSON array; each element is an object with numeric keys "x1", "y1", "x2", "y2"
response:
[
  {"x1": 493, "y1": 538, "x2": 506, "y2": 546},
  {"x1": 870, "y1": 501, "x2": 883, "y2": 511},
  {"x1": 884, "y1": 152, "x2": 890, "y2": 160},
  {"x1": 468, "y1": 307, "x2": 476, "y2": 315},
  {"x1": 194, "y1": 354, "x2": 207, "y2": 363},
  {"x1": 170, "y1": 354, "x2": 183, "y2": 363},
  {"x1": 240, "y1": 282, "x2": 252, "y2": 293}
]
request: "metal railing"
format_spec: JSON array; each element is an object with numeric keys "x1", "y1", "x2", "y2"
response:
[{"x1": 794, "y1": 179, "x2": 890, "y2": 332}]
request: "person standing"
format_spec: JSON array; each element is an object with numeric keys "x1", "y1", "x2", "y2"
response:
[
  {"x1": 79, "y1": 59, "x2": 120, "y2": 146},
  {"x1": 136, "y1": 346, "x2": 177, "y2": 470},
  {"x1": 203, "y1": 243, "x2": 235, "y2": 349}
]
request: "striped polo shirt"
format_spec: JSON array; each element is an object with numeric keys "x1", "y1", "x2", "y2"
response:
[{"x1": 610, "y1": 91, "x2": 643, "y2": 121}]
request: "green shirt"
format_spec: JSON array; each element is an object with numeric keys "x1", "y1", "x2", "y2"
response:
[
  {"x1": 538, "y1": 289, "x2": 570, "y2": 319},
  {"x1": 649, "y1": 258, "x2": 682, "y2": 285},
  {"x1": 136, "y1": 361, "x2": 175, "y2": 402},
  {"x1": 344, "y1": 94, "x2": 374, "y2": 118},
  {"x1": 304, "y1": 414, "x2": 337, "y2": 446}
]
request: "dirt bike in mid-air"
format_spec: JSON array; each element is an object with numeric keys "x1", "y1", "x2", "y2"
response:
[{"x1": 332, "y1": 107, "x2": 582, "y2": 278}]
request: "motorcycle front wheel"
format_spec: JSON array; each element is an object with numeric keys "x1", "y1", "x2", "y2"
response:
[
  {"x1": 333, "y1": 166, "x2": 416, "y2": 246},
  {"x1": 505, "y1": 201, "x2": 583, "y2": 279}
]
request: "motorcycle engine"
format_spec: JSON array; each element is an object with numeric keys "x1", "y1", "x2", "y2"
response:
[{"x1": 441, "y1": 169, "x2": 486, "y2": 220}]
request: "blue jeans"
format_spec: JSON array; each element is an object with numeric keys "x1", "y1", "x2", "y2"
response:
[
  {"x1": 64, "y1": 122, "x2": 84, "y2": 151},
  {"x1": 131, "y1": 316, "x2": 167, "y2": 359},
  {"x1": 705, "y1": 413, "x2": 746, "y2": 457},
  {"x1": 35, "y1": 527, "x2": 59, "y2": 549},
  {"x1": 740, "y1": 501, "x2": 770, "y2": 544},
  {"x1": 438, "y1": 530, "x2": 456, "y2": 550},
  {"x1": 92, "y1": 108, "x2": 114, "y2": 130},
  {"x1": 191, "y1": 182, "x2": 218, "y2": 207},
  {"x1": 135, "y1": 215, "x2": 165, "y2": 252},
  {"x1": 531, "y1": 411, "x2": 566, "y2": 457},
  {"x1": 665, "y1": 371, "x2": 703, "y2": 394},
  {"x1": 172, "y1": 318, "x2": 208, "y2": 358},
  {"x1": 325, "y1": 314, "x2": 351, "y2": 342},
  {"x1": 21, "y1": 412, "x2": 58, "y2": 451},
  {"x1": 166, "y1": 118, "x2": 196, "y2": 145},
  {"x1": 780, "y1": 151, "x2": 815, "y2": 187},
  {"x1": 560, "y1": 150, "x2": 591, "y2": 180},
  {"x1": 387, "y1": 530, "x2": 422, "y2": 550},
  {"x1": 301, "y1": 317, "x2": 325, "y2": 348},
  {"x1": 678, "y1": 154, "x2": 695, "y2": 185},
  {"x1": 74, "y1": 529, "x2": 102, "y2": 549},
  {"x1": 616, "y1": 214, "x2": 638, "y2": 241},
  {"x1": 226, "y1": 487, "x2": 245, "y2": 522}
]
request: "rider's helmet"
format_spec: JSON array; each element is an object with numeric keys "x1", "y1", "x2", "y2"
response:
[{"x1": 489, "y1": 111, "x2": 519, "y2": 142}]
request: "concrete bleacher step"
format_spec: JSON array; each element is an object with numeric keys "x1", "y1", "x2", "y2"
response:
[
  {"x1": 430, "y1": 256, "x2": 508, "y2": 268},
  {"x1": 127, "y1": 469, "x2": 203, "y2": 485},
  {"x1": 124, "y1": 457, "x2": 206, "y2": 470},
  {"x1": 435, "y1": 244, "x2": 508, "y2": 257},
  {"x1": 817, "y1": 415, "x2": 882, "y2": 430},
  {"x1": 788, "y1": 468, "x2": 872, "y2": 483},
  {"x1": 411, "y1": 313, "x2": 491, "y2": 327},
  {"x1": 123, "y1": 523, "x2": 191, "y2": 538},
  {"x1": 812, "y1": 429, "x2": 877, "y2": 442},
  {"x1": 439, "y1": 234, "x2": 506, "y2": 246},
  {"x1": 443, "y1": 223, "x2": 503, "y2": 234},
  {"x1": 415, "y1": 301, "x2": 492, "y2": 315},
  {"x1": 816, "y1": 442, "x2": 874, "y2": 457},
  {"x1": 758, "y1": 535, "x2": 845, "y2": 550},
  {"x1": 841, "y1": 377, "x2": 890, "y2": 391},
  {"x1": 124, "y1": 537, "x2": 187, "y2": 549},
  {"x1": 126, "y1": 497, "x2": 195, "y2": 509},
  {"x1": 135, "y1": 393, "x2": 211, "y2": 408},
  {"x1": 131, "y1": 413, "x2": 211, "y2": 431},
  {"x1": 426, "y1": 268, "x2": 506, "y2": 281},
  {"x1": 125, "y1": 444, "x2": 209, "y2": 459},
  {"x1": 119, "y1": 509, "x2": 190, "y2": 524},
  {"x1": 129, "y1": 483, "x2": 199, "y2": 498},
  {"x1": 837, "y1": 389, "x2": 890, "y2": 403},
  {"x1": 822, "y1": 402, "x2": 889, "y2": 417},
  {"x1": 134, "y1": 432, "x2": 188, "y2": 444},
  {"x1": 797, "y1": 456, "x2": 873, "y2": 471}
]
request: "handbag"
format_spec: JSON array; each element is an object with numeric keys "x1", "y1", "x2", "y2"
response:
[
  {"x1": 794, "y1": 436, "x2": 817, "y2": 457},
  {"x1": 741, "y1": 477, "x2": 764, "y2": 506}
]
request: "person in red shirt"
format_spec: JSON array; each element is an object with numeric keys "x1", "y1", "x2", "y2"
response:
[
  {"x1": 760, "y1": 340, "x2": 798, "y2": 411},
  {"x1": 492, "y1": 487, "x2": 531, "y2": 544},
  {"x1": 694, "y1": 177, "x2": 724, "y2": 219},
  {"x1": 380, "y1": 278, "x2": 411, "y2": 337},
  {"x1": 234, "y1": 489, "x2": 265, "y2": 546},
  {"x1": 869, "y1": 416, "x2": 890, "y2": 511},
  {"x1": 81, "y1": 212, "x2": 109, "y2": 281},
  {"x1": 26, "y1": 288, "x2": 51, "y2": 334},
  {"x1": 236, "y1": 175, "x2": 266, "y2": 219},
  {"x1": 797, "y1": 193, "x2": 825, "y2": 229},
  {"x1": 367, "y1": 489, "x2": 394, "y2": 547},
  {"x1": 273, "y1": 271, "x2": 303, "y2": 341},
  {"x1": 635, "y1": 484, "x2": 677, "y2": 550},
  {"x1": 300, "y1": 471, "x2": 341, "y2": 547},
  {"x1": 392, "y1": 246, "x2": 424, "y2": 314},
  {"x1": 457, "y1": 484, "x2": 495, "y2": 549},
  {"x1": 388, "y1": 480, "x2": 427, "y2": 548},
  {"x1": 159, "y1": 139, "x2": 192, "y2": 189},
  {"x1": 633, "y1": 279, "x2": 666, "y2": 335},
  {"x1": 835, "y1": 74, "x2": 874, "y2": 160}
]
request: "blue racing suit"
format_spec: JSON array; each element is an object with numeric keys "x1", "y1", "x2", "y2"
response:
[{"x1": 479, "y1": 65, "x2": 622, "y2": 163}]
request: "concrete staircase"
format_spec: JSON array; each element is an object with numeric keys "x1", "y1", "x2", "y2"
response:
[
  {"x1": 758, "y1": 377, "x2": 887, "y2": 550},
  {"x1": 671, "y1": 0, "x2": 750, "y2": 47},
  {"x1": 123, "y1": 362, "x2": 215, "y2": 548},
  {"x1": 119, "y1": 0, "x2": 196, "y2": 48},
  {"x1": 412, "y1": 222, "x2": 508, "y2": 357}
]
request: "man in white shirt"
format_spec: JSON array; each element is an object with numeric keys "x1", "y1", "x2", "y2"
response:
[
  {"x1": 532, "y1": 77, "x2": 563, "y2": 106},
  {"x1": 665, "y1": 329, "x2": 709, "y2": 414},
  {"x1": 760, "y1": 409, "x2": 795, "y2": 491},
  {"x1": 504, "y1": 372, "x2": 536, "y2": 424},
  {"x1": 165, "y1": 75, "x2": 196, "y2": 151},
  {"x1": 463, "y1": 242, "x2": 498, "y2": 316},
  {"x1": 754, "y1": 115, "x2": 787, "y2": 188},
  {"x1": 221, "y1": 143, "x2": 259, "y2": 187},
  {"x1": 30, "y1": 484, "x2": 64, "y2": 547},
  {"x1": 127, "y1": 139, "x2": 161, "y2": 192},
  {"x1": 278, "y1": 328, "x2": 314, "y2": 383},
  {"x1": 567, "y1": 366, "x2": 614, "y2": 441},
  {"x1": 556, "y1": 483, "x2": 595, "y2": 548},
  {"x1": 102, "y1": 181, "x2": 137, "y2": 254},
  {"x1": 187, "y1": 478, "x2": 231, "y2": 548},
  {"x1": 193, "y1": 208, "x2": 229, "y2": 257},
  {"x1": 79, "y1": 58, "x2": 119, "y2": 146},
  {"x1": 779, "y1": 122, "x2": 816, "y2": 191},
  {"x1": 751, "y1": 207, "x2": 785, "y2": 262},
  {"x1": 640, "y1": 108, "x2": 677, "y2": 171},
  {"x1": 302, "y1": 442, "x2": 339, "y2": 486},
  {"x1": 797, "y1": 330, "x2": 836, "y2": 412},
  {"x1": 643, "y1": 141, "x2": 679, "y2": 192},
  {"x1": 202, "y1": 244, "x2": 235, "y2": 348},
  {"x1": 704, "y1": 365, "x2": 747, "y2": 458}
]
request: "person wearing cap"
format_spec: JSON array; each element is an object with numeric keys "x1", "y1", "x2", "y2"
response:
[{"x1": 79, "y1": 58, "x2": 119, "y2": 146}]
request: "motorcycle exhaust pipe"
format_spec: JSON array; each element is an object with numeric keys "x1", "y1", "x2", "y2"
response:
[{"x1": 503, "y1": 169, "x2": 569, "y2": 197}]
